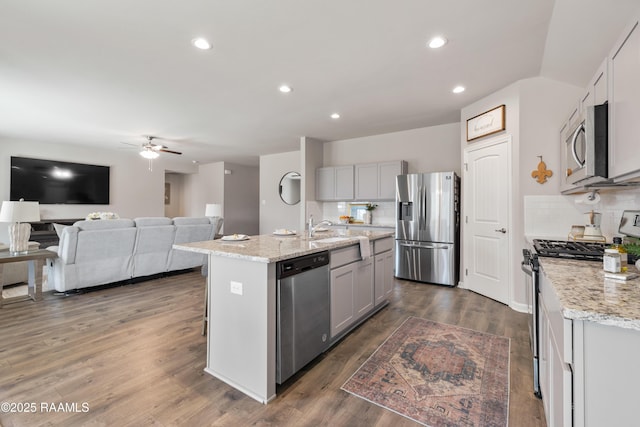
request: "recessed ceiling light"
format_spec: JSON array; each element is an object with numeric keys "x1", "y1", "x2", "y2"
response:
[
  {"x1": 192, "y1": 38, "x2": 212, "y2": 50},
  {"x1": 330, "y1": 113, "x2": 341, "y2": 119},
  {"x1": 428, "y1": 36, "x2": 447, "y2": 49},
  {"x1": 279, "y1": 85, "x2": 292, "y2": 93},
  {"x1": 452, "y1": 86, "x2": 465, "y2": 94}
]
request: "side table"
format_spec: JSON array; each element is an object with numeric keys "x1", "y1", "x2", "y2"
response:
[{"x1": 0, "y1": 249, "x2": 58, "y2": 307}]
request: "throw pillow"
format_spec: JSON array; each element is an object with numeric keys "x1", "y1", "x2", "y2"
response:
[{"x1": 53, "y1": 223, "x2": 69, "y2": 238}]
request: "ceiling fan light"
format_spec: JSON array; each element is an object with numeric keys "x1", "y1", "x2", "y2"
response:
[
  {"x1": 140, "y1": 149, "x2": 159, "y2": 159},
  {"x1": 192, "y1": 38, "x2": 212, "y2": 50},
  {"x1": 428, "y1": 36, "x2": 447, "y2": 49}
]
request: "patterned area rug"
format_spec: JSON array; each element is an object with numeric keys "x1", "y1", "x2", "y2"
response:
[{"x1": 342, "y1": 317, "x2": 510, "y2": 427}]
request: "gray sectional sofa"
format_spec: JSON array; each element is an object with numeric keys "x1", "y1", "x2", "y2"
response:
[{"x1": 48, "y1": 216, "x2": 222, "y2": 292}]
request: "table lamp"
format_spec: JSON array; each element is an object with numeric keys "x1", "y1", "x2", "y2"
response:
[
  {"x1": 205, "y1": 203, "x2": 222, "y2": 218},
  {"x1": 0, "y1": 199, "x2": 41, "y2": 255}
]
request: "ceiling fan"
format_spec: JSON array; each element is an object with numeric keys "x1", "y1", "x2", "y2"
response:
[
  {"x1": 120, "y1": 136, "x2": 182, "y2": 171},
  {"x1": 139, "y1": 136, "x2": 182, "y2": 159}
]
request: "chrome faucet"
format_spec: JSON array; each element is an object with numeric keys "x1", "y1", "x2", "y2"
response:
[
  {"x1": 308, "y1": 215, "x2": 314, "y2": 238},
  {"x1": 313, "y1": 220, "x2": 333, "y2": 231}
]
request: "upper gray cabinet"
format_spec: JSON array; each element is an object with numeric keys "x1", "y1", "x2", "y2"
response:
[
  {"x1": 316, "y1": 165, "x2": 354, "y2": 201},
  {"x1": 609, "y1": 17, "x2": 640, "y2": 182},
  {"x1": 355, "y1": 161, "x2": 407, "y2": 201},
  {"x1": 579, "y1": 58, "x2": 607, "y2": 114},
  {"x1": 318, "y1": 161, "x2": 406, "y2": 201}
]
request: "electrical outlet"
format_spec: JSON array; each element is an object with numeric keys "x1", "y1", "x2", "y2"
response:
[{"x1": 230, "y1": 281, "x2": 243, "y2": 295}]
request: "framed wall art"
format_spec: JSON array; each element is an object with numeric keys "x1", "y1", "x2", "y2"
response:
[{"x1": 466, "y1": 104, "x2": 506, "y2": 142}]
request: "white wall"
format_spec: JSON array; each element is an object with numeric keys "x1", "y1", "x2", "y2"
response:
[
  {"x1": 259, "y1": 151, "x2": 301, "y2": 234},
  {"x1": 519, "y1": 78, "x2": 584, "y2": 195},
  {"x1": 184, "y1": 162, "x2": 225, "y2": 218},
  {"x1": 323, "y1": 123, "x2": 461, "y2": 174}
]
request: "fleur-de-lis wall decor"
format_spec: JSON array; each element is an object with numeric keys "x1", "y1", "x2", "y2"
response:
[{"x1": 531, "y1": 155, "x2": 553, "y2": 184}]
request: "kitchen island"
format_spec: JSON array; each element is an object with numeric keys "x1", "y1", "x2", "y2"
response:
[
  {"x1": 174, "y1": 229, "x2": 394, "y2": 403},
  {"x1": 537, "y1": 257, "x2": 640, "y2": 426}
]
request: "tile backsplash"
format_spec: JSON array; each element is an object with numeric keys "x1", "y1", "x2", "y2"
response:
[
  {"x1": 524, "y1": 188, "x2": 640, "y2": 241},
  {"x1": 322, "y1": 201, "x2": 395, "y2": 226}
]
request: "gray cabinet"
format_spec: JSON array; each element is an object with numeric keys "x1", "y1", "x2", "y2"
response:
[
  {"x1": 330, "y1": 262, "x2": 356, "y2": 338},
  {"x1": 329, "y1": 238, "x2": 392, "y2": 339},
  {"x1": 374, "y1": 251, "x2": 393, "y2": 306},
  {"x1": 579, "y1": 58, "x2": 607, "y2": 114},
  {"x1": 354, "y1": 257, "x2": 374, "y2": 318},
  {"x1": 539, "y1": 271, "x2": 572, "y2": 427},
  {"x1": 539, "y1": 267, "x2": 640, "y2": 426},
  {"x1": 609, "y1": 17, "x2": 640, "y2": 181},
  {"x1": 329, "y1": 243, "x2": 373, "y2": 338},
  {"x1": 374, "y1": 237, "x2": 394, "y2": 306},
  {"x1": 316, "y1": 165, "x2": 354, "y2": 201},
  {"x1": 355, "y1": 163, "x2": 378, "y2": 200},
  {"x1": 355, "y1": 161, "x2": 407, "y2": 201},
  {"x1": 319, "y1": 161, "x2": 406, "y2": 201}
]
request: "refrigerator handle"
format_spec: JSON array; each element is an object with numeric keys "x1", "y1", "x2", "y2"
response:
[
  {"x1": 397, "y1": 242, "x2": 449, "y2": 250},
  {"x1": 419, "y1": 184, "x2": 426, "y2": 230}
]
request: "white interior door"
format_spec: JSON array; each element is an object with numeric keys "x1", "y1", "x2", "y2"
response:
[{"x1": 463, "y1": 137, "x2": 510, "y2": 304}]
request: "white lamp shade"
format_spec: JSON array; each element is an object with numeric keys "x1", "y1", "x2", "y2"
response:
[
  {"x1": 0, "y1": 200, "x2": 41, "y2": 223},
  {"x1": 205, "y1": 203, "x2": 222, "y2": 217}
]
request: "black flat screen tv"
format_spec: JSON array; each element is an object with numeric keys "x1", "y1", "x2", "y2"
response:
[{"x1": 10, "y1": 156, "x2": 110, "y2": 204}]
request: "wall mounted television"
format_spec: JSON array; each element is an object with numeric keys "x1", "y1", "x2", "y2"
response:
[{"x1": 10, "y1": 156, "x2": 110, "y2": 205}]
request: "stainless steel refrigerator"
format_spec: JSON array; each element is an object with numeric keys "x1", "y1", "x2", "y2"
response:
[{"x1": 395, "y1": 172, "x2": 460, "y2": 286}]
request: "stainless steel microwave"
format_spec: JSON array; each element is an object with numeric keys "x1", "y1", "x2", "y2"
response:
[{"x1": 564, "y1": 103, "x2": 608, "y2": 186}]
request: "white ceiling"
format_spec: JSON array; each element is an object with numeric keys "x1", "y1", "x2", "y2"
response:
[{"x1": 1, "y1": 0, "x2": 638, "y2": 166}]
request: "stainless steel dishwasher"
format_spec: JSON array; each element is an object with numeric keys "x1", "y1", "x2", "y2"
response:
[{"x1": 276, "y1": 251, "x2": 330, "y2": 384}]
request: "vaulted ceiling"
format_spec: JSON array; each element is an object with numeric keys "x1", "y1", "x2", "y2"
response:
[{"x1": 1, "y1": 0, "x2": 638, "y2": 165}]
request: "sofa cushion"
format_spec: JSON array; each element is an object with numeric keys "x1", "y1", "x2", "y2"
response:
[
  {"x1": 167, "y1": 217, "x2": 214, "y2": 271},
  {"x1": 173, "y1": 217, "x2": 210, "y2": 226},
  {"x1": 132, "y1": 220, "x2": 176, "y2": 277},
  {"x1": 74, "y1": 218, "x2": 136, "y2": 231},
  {"x1": 134, "y1": 217, "x2": 172, "y2": 227}
]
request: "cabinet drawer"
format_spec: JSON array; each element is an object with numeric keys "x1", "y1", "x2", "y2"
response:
[
  {"x1": 374, "y1": 237, "x2": 393, "y2": 254},
  {"x1": 330, "y1": 245, "x2": 360, "y2": 269}
]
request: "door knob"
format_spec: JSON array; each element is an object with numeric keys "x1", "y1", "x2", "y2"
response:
[{"x1": 495, "y1": 228, "x2": 506, "y2": 233}]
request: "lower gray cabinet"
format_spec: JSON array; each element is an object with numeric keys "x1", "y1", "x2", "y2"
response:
[
  {"x1": 330, "y1": 263, "x2": 356, "y2": 338},
  {"x1": 330, "y1": 239, "x2": 393, "y2": 340},
  {"x1": 329, "y1": 256, "x2": 374, "y2": 339},
  {"x1": 355, "y1": 257, "x2": 374, "y2": 318},
  {"x1": 374, "y1": 250, "x2": 393, "y2": 306}
]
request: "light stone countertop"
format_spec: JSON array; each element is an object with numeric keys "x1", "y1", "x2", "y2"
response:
[
  {"x1": 174, "y1": 229, "x2": 394, "y2": 263},
  {"x1": 539, "y1": 257, "x2": 640, "y2": 331}
]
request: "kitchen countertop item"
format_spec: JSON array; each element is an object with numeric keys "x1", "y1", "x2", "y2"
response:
[{"x1": 539, "y1": 256, "x2": 640, "y2": 331}]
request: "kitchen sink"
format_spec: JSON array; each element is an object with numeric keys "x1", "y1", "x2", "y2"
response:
[{"x1": 313, "y1": 237, "x2": 352, "y2": 243}]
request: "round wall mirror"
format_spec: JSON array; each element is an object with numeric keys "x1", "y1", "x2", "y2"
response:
[{"x1": 279, "y1": 171, "x2": 301, "y2": 205}]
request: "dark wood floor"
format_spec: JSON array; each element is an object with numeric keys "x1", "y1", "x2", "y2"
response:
[{"x1": 0, "y1": 271, "x2": 545, "y2": 427}]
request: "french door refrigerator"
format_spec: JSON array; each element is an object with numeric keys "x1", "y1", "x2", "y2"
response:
[{"x1": 395, "y1": 172, "x2": 460, "y2": 286}]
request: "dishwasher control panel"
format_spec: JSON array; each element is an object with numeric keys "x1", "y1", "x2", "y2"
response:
[{"x1": 276, "y1": 251, "x2": 329, "y2": 279}]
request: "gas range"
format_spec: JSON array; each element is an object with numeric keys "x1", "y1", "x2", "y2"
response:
[{"x1": 533, "y1": 239, "x2": 607, "y2": 261}]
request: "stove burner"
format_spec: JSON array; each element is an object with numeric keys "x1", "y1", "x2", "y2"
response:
[{"x1": 533, "y1": 239, "x2": 606, "y2": 261}]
